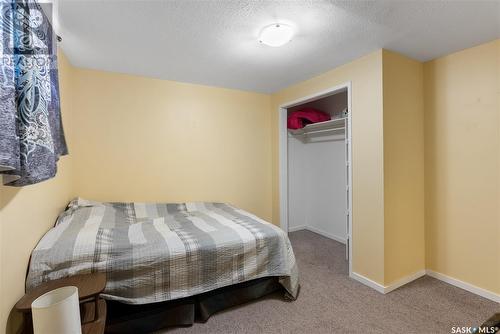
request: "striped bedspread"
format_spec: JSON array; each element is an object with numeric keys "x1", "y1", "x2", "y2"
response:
[{"x1": 26, "y1": 198, "x2": 299, "y2": 304}]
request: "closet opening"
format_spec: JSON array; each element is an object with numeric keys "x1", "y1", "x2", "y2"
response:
[{"x1": 278, "y1": 82, "x2": 353, "y2": 276}]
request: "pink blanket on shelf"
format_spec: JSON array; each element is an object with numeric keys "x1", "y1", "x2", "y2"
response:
[{"x1": 287, "y1": 108, "x2": 331, "y2": 129}]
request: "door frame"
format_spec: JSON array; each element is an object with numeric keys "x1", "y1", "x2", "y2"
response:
[{"x1": 278, "y1": 81, "x2": 353, "y2": 276}]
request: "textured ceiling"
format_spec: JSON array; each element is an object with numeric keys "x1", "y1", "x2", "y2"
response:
[{"x1": 58, "y1": 0, "x2": 500, "y2": 93}]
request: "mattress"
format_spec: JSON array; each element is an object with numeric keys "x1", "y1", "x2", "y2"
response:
[{"x1": 26, "y1": 198, "x2": 299, "y2": 304}]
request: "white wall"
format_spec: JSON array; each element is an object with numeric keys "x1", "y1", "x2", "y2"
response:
[
  {"x1": 288, "y1": 134, "x2": 347, "y2": 242},
  {"x1": 288, "y1": 136, "x2": 309, "y2": 230}
]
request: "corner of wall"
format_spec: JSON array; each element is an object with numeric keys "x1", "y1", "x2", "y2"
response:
[
  {"x1": 382, "y1": 50, "x2": 426, "y2": 286},
  {"x1": 270, "y1": 94, "x2": 280, "y2": 226}
]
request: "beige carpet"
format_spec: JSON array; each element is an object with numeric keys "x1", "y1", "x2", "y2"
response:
[{"x1": 159, "y1": 230, "x2": 499, "y2": 334}]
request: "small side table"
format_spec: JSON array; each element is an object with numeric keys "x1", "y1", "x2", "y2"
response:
[{"x1": 15, "y1": 273, "x2": 107, "y2": 334}]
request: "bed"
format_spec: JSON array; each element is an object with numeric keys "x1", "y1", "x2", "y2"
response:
[{"x1": 26, "y1": 198, "x2": 299, "y2": 331}]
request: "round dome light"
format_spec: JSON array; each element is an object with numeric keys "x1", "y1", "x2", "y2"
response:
[{"x1": 259, "y1": 23, "x2": 294, "y2": 47}]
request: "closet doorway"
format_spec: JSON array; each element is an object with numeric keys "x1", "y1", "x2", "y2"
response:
[{"x1": 279, "y1": 82, "x2": 353, "y2": 276}]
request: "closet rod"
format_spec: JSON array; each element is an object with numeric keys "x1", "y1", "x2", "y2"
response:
[
  {"x1": 298, "y1": 127, "x2": 345, "y2": 136},
  {"x1": 305, "y1": 136, "x2": 345, "y2": 143}
]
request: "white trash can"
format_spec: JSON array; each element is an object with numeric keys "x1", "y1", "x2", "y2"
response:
[{"x1": 31, "y1": 286, "x2": 82, "y2": 334}]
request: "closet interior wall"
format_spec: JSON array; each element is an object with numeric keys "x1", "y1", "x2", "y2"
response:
[{"x1": 287, "y1": 91, "x2": 348, "y2": 244}]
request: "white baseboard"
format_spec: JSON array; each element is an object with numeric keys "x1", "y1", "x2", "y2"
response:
[
  {"x1": 351, "y1": 270, "x2": 426, "y2": 294},
  {"x1": 352, "y1": 269, "x2": 500, "y2": 302},
  {"x1": 306, "y1": 225, "x2": 347, "y2": 244},
  {"x1": 288, "y1": 225, "x2": 307, "y2": 232},
  {"x1": 384, "y1": 270, "x2": 427, "y2": 293},
  {"x1": 350, "y1": 272, "x2": 385, "y2": 293},
  {"x1": 426, "y1": 270, "x2": 500, "y2": 303},
  {"x1": 288, "y1": 225, "x2": 346, "y2": 244},
  {"x1": 290, "y1": 227, "x2": 499, "y2": 302}
]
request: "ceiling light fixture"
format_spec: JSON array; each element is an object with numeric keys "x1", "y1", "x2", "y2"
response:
[{"x1": 259, "y1": 23, "x2": 294, "y2": 47}]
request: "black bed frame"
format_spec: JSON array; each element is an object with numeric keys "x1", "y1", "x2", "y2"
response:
[{"x1": 105, "y1": 277, "x2": 283, "y2": 334}]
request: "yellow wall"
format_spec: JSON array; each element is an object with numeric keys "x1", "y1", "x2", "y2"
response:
[
  {"x1": 1, "y1": 38, "x2": 499, "y2": 334},
  {"x1": 382, "y1": 50, "x2": 426, "y2": 285},
  {"x1": 70, "y1": 69, "x2": 273, "y2": 221},
  {"x1": 271, "y1": 51, "x2": 386, "y2": 284},
  {"x1": 424, "y1": 40, "x2": 500, "y2": 294},
  {"x1": 0, "y1": 53, "x2": 273, "y2": 333},
  {"x1": 0, "y1": 52, "x2": 76, "y2": 333}
]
